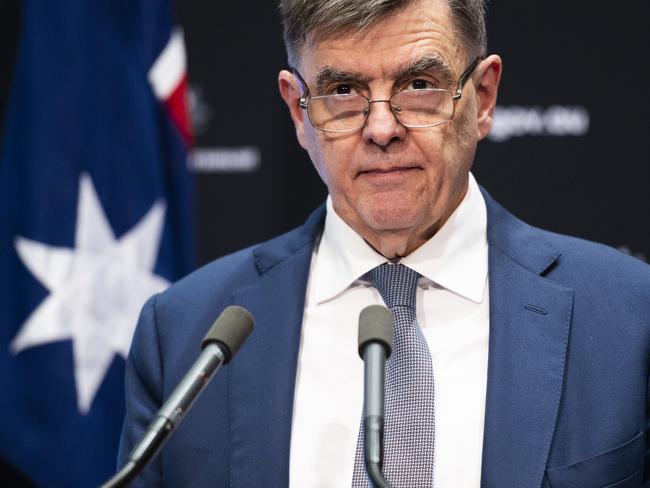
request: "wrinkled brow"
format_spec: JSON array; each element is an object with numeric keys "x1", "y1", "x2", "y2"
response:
[
  {"x1": 313, "y1": 55, "x2": 455, "y2": 94},
  {"x1": 314, "y1": 66, "x2": 369, "y2": 95}
]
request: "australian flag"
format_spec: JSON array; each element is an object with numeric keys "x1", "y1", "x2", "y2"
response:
[{"x1": 0, "y1": 0, "x2": 194, "y2": 485}]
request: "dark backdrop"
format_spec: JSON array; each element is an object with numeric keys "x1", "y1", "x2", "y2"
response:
[{"x1": 176, "y1": 0, "x2": 649, "y2": 265}]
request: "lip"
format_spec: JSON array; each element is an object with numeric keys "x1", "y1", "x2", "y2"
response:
[{"x1": 357, "y1": 165, "x2": 421, "y2": 177}]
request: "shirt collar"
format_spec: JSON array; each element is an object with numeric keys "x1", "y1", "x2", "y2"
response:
[{"x1": 310, "y1": 173, "x2": 488, "y2": 304}]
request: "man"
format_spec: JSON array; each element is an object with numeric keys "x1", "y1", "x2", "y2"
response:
[{"x1": 118, "y1": 0, "x2": 650, "y2": 486}]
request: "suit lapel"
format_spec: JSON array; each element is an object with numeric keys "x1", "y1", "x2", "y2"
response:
[
  {"x1": 480, "y1": 191, "x2": 574, "y2": 488},
  {"x1": 227, "y1": 207, "x2": 325, "y2": 488}
]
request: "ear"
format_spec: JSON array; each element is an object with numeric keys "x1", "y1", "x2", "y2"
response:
[
  {"x1": 278, "y1": 69, "x2": 309, "y2": 150},
  {"x1": 473, "y1": 55, "x2": 502, "y2": 140}
]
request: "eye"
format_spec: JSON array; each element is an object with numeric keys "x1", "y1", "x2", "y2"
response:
[
  {"x1": 408, "y1": 79, "x2": 434, "y2": 90},
  {"x1": 331, "y1": 84, "x2": 354, "y2": 95},
  {"x1": 321, "y1": 82, "x2": 365, "y2": 96}
]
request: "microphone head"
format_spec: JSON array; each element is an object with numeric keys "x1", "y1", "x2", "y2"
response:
[
  {"x1": 358, "y1": 305, "x2": 394, "y2": 359},
  {"x1": 202, "y1": 305, "x2": 255, "y2": 363}
]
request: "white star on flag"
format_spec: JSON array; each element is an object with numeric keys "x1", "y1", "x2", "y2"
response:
[{"x1": 10, "y1": 173, "x2": 170, "y2": 414}]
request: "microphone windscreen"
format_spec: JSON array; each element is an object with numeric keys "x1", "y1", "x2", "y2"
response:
[
  {"x1": 358, "y1": 305, "x2": 393, "y2": 359},
  {"x1": 202, "y1": 305, "x2": 255, "y2": 362}
]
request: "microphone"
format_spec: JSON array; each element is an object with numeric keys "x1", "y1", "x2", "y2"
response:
[
  {"x1": 100, "y1": 305, "x2": 255, "y2": 488},
  {"x1": 358, "y1": 305, "x2": 394, "y2": 488}
]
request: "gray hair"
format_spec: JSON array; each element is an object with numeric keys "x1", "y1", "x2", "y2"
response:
[{"x1": 278, "y1": 0, "x2": 487, "y2": 67}]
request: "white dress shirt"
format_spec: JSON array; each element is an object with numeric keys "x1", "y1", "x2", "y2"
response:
[{"x1": 289, "y1": 173, "x2": 490, "y2": 487}]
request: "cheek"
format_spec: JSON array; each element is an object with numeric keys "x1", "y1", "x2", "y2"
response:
[
  {"x1": 411, "y1": 131, "x2": 454, "y2": 183},
  {"x1": 454, "y1": 97, "x2": 479, "y2": 151},
  {"x1": 436, "y1": 104, "x2": 478, "y2": 177},
  {"x1": 303, "y1": 128, "x2": 329, "y2": 182},
  {"x1": 305, "y1": 130, "x2": 355, "y2": 191}
]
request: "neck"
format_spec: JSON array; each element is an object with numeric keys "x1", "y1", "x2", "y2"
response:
[
  {"x1": 350, "y1": 183, "x2": 468, "y2": 260},
  {"x1": 364, "y1": 229, "x2": 434, "y2": 260}
]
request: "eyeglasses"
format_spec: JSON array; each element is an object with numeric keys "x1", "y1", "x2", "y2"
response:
[{"x1": 293, "y1": 57, "x2": 481, "y2": 133}]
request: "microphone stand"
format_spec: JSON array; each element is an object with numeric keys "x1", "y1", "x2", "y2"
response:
[
  {"x1": 358, "y1": 305, "x2": 394, "y2": 488},
  {"x1": 100, "y1": 343, "x2": 226, "y2": 488},
  {"x1": 363, "y1": 344, "x2": 392, "y2": 488},
  {"x1": 99, "y1": 305, "x2": 254, "y2": 488}
]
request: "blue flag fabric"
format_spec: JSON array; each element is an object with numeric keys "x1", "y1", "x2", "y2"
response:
[{"x1": 0, "y1": 0, "x2": 194, "y2": 485}]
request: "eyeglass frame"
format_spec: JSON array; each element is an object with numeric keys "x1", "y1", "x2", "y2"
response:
[{"x1": 291, "y1": 56, "x2": 482, "y2": 133}]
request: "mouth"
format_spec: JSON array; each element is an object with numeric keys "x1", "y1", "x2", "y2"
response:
[{"x1": 357, "y1": 165, "x2": 422, "y2": 178}]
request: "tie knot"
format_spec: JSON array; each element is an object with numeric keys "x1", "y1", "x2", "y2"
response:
[{"x1": 362, "y1": 263, "x2": 420, "y2": 311}]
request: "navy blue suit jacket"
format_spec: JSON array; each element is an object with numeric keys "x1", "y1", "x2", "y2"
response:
[{"x1": 118, "y1": 190, "x2": 650, "y2": 487}]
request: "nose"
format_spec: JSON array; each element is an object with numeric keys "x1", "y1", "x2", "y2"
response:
[{"x1": 361, "y1": 99, "x2": 407, "y2": 148}]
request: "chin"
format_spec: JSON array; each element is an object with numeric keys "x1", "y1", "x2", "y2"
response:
[{"x1": 359, "y1": 204, "x2": 424, "y2": 233}]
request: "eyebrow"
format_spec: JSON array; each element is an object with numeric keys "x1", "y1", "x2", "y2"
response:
[
  {"x1": 391, "y1": 55, "x2": 454, "y2": 87},
  {"x1": 313, "y1": 54, "x2": 455, "y2": 95},
  {"x1": 314, "y1": 66, "x2": 369, "y2": 95}
]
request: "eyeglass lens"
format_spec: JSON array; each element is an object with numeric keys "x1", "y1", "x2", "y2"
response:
[{"x1": 307, "y1": 89, "x2": 454, "y2": 132}]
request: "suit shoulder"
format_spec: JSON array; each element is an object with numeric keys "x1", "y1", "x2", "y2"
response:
[
  {"x1": 154, "y1": 205, "x2": 325, "y2": 314},
  {"x1": 158, "y1": 244, "x2": 260, "y2": 307},
  {"x1": 540, "y1": 229, "x2": 649, "y2": 279},
  {"x1": 532, "y1": 228, "x2": 650, "y2": 311}
]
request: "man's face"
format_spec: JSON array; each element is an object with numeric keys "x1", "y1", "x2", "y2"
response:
[{"x1": 279, "y1": 0, "x2": 501, "y2": 258}]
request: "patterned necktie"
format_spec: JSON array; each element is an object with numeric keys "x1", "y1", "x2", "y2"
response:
[{"x1": 352, "y1": 263, "x2": 435, "y2": 487}]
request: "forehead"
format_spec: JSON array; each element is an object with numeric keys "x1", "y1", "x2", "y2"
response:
[{"x1": 297, "y1": 0, "x2": 465, "y2": 79}]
